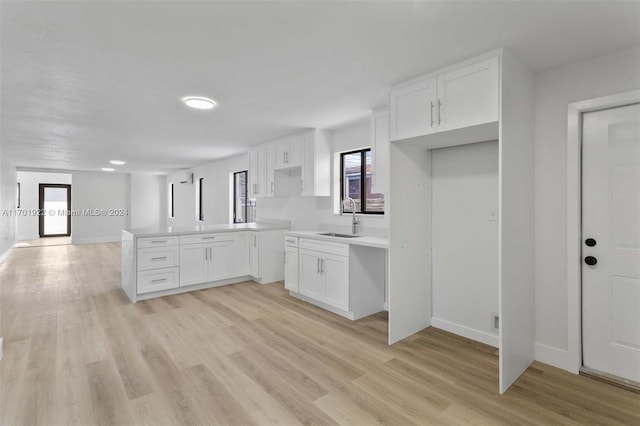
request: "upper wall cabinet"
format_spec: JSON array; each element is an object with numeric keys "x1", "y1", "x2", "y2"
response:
[
  {"x1": 276, "y1": 135, "x2": 302, "y2": 169},
  {"x1": 249, "y1": 129, "x2": 330, "y2": 198},
  {"x1": 370, "y1": 108, "x2": 390, "y2": 194},
  {"x1": 301, "y1": 130, "x2": 331, "y2": 197},
  {"x1": 390, "y1": 56, "x2": 499, "y2": 141}
]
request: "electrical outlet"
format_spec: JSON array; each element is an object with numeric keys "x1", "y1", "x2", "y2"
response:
[{"x1": 491, "y1": 313, "x2": 499, "y2": 331}]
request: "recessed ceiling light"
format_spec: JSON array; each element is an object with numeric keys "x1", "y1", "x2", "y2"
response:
[
  {"x1": 102, "y1": 167, "x2": 115, "y2": 172},
  {"x1": 110, "y1": 160, "x2": 126, "y2": 165},
  {"x1": 183, "y1": 96, "x2": 217, "y2": 110}
]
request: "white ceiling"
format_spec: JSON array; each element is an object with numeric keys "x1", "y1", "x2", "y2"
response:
[{"x1": 2, "y1": 1, "x2": 639, "y2": 174}]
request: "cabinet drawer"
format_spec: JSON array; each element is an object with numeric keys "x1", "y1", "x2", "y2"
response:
[
  {"x1": 137, "y1": 246, "x2": 179, "y2": 271},
  {"x1": 180, "y1": 233, "x2": 234, "y2": 245},
  {"x1": 300, "y1": 239, "x2": 349, "y2": 257},
  {"x1": 284, "y1": 236, "x2": 299, "y2": 247},
  {"x1": 137, "y1": 236, "x2": 178, "y2": 248},
  {"x1": 137, "y1": 267, "x2": 179, "y2": 294}
]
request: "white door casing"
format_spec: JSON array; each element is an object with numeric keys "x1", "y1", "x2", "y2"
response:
[{"x1": 582, "y1": 103, "x2": 640, "y2": 383}]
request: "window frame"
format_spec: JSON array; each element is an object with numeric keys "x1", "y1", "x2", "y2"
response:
[
  {"x1": 340, "y1": 148, "x2": 384, "y2": 215},
  {"x1": 233, "y1": 170, "x2": 248, "y2": 224},
  {"x1": 198, "y1": 177, "x2": 204, "y2": 221},
  {"x1": 169, "y1": 183, "x2": 174, "y2": 218}
]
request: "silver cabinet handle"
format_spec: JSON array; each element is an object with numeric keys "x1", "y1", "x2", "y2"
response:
[
  {"x1": 438, "y1": 99, "x2": 443, "y2": 125},
  {"x1": 204, "y1": 247, "x2": 207, "y2": 260},
  {"x1": 151, "y1": 278, "x2": 168, "y2": 283},
  {"x1": 202, "y1": 236, "x2": 216, "y2": 240},
  {"x1": 430, "y1": 101, "x2": 434, "y2": 126},
  {"x1": 151, "y1": 256, "x2": 167, "y2": 260},
  {"x1": 271, "y1": 182, "x2": 274, "y2": 193},
  {"x1": 151, "y1": 240, "x2": 167, "y2": 244},
  {"x1": 317, "y1": 258, "x2": 320, "y2": 274},
  {"x1": 320, "y1": 258, "x2": 324, "y2": 274}
]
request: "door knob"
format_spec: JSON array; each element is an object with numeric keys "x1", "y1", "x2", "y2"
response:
[
  {"x1": 584, "y1": 256, "x2": 597, "y2": 266},
  {"x1": 585, "y1": 238, "x2": 596, "y2": 247}
]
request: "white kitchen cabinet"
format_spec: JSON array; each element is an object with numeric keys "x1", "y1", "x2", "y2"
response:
[
  {"x1": 276, "y1": 135, "x2": 302, "y2": 169},
  {"x1": 299, "y1": 239, "x2": 349, "y2": 311},
  {"x1": 234, "y1": 232, "x2": 250, "y2": 276},
  {"x1": 248, "y1": 147, "x2": 263, "y2": 197},
  {"x1": 301, "y1": 130, "x2": 331, "y2": 197},
  {"x1": 179, "y1": 234, "x2": 236, "y2": 286},
  {"x1": 390, "y1": 79, "x2": 437, "y2": 141},
  {"x1": 265, "y1": 144, "x2": 276, "y2": 197},
  {"x1": 321, "y1": 253, "x2": 349, "y2": 311},
  {"x1": 137, "y1": 267, "x2": 180, "y2": 294},
  {"x1": 390, "y1": 56, "x2": 499, "y2": 141},
  {"x1": 300, "y1": 249, "x2": 324, "y2": 300},
  {"x1": 179, "y1": 243, "x2": 209, "y2": 287},
  {"x1": 370, "y1": 108, "x2": 390, "y2": 194},
  {"x1": 284, "y1": 236, "x2": 299, "y2": 292},
  {"x1": 249, "y1": 231, "x2": 259, "y2": 277}
]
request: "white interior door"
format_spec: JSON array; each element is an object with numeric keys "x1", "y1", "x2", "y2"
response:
[{"x1": 582, "y1": 102, "x2": 640, "y2": 383}]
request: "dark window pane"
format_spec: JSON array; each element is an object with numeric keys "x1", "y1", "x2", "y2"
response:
[
  {"x1": 365, "y1": 151, "x2": 384, "y2": 213},
  {"x1": 343, "y1": 152, "x2": 362, "y2": 213}
]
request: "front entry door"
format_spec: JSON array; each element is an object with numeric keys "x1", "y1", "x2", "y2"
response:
[{"x1": 582, "y1": 103, "x2": 640, "y2": 383}]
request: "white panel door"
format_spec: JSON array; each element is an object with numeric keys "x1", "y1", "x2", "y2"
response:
[
  {"x1": 322, "y1": 253, "x2": 349, "y2": 311},
  {"x1": 437, "y1": 56, "x2": 499, "y2": 133},
  {"x1": 390, "y1": 78, "x2": 437, "y2": 141},
  {"x1": 300, "y1": 249, "x2": 323, "y2": 300},
  {"x1": 284, "y1": 245, "x2": 299, "y2": 292},
  {"x1": 582, "y1": 103, "x2": 640, "y2": 383},
  {"x1": 209, "y1": 240, "x2": 235, "y2": 281},
  {"x1": 179, "y1": 244, "x2": 208, "y2": 287}
]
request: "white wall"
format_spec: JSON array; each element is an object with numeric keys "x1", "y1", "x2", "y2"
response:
[
  {"x1": 534, "y1": 47, "x2": 640, "y2": 357},
  {"x1": 15, "y1": 171, "x2": 72, "y2": 240},
  {"x1": 431, "y1": 141, "x2": 499, "y2": 344},
  {"x1": 166, "y1": 154, "x2": 249, "y2": 227},
  {"x1": 71, "y1": 171, "x2": 130, "y2": 244},
  {"x1": 130, "y1": 173, "x2": 165, "y2": 230},
  {"x1": 0, "y1": 154, "x2": 16, "y2": 260},
  {"x1": 258, "y1": 120, "x2": 389, "y2": 234}
]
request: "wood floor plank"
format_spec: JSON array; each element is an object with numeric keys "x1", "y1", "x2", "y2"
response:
[{"x1": 1, "y1": 242, "x2": 638, "y2": 426}]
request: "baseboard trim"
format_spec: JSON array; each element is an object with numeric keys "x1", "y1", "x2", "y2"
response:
[
  {"x1": 17, "y1": 234, "x2": 39, "y2": 241},
  {"x1": 534, "y1": 342, "x2": 568, "y2": 370},
  {"x1": 71, "y1": 236, "x2": 120, "y2": 244},
  {"x1": 431, "y1": 317, "x2": 499, "y2": 348}
]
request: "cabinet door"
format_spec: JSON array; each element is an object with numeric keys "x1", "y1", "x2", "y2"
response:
[
  {"x1": 437, "y1": 56, "x2": 499, "y2": 132},
  {"x1": 390, "y1": 78, "x2": 437, "y2": 141},
  {"x1": 370, "y1": 109, "x2": 389, "y2": 194},
  {"x1": 287, "y1": 136, "x2": 302, "y2": 168},
  {"x1": 275, "y1": 139, "x2": 289, "y2": 169},
  {"x1": 301, "y1": 132, "x2": 315, "y2": 197},
  {"x1": 265, "y1": 144, "x2": 276, "y2": 197},
  {"x1": 322, "y1": 253, "x2": 349, "y2": 311},
  {"x1": 300, "y1": 249, "x2": 323, "y2": 300},
  {"x1": 209, "y1": 239, "x2": 235, "y2": 281},
  {"x1": 249, "y1": 149, "x2": 260, "y2": 197},
  {"x1": 179, "y1": 244, "x2": 208, "y2": 287},
  {"x1": 249, "y1": 232, "x2": 260, "y2": 278},
  {"x1": 284, "y1": 246, "x2": 299, "y2": 292},
  {"x1": 234, "y1": 232, "x2": 250, "y2": 276}
]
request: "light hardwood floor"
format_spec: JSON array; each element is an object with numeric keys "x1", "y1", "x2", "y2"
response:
[{"x1": 1, "y1": 243, "x2": 638, "y2": 425}]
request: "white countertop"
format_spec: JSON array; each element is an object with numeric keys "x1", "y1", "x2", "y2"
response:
[
  {"x1": 124, "y1": 221, "x2": 289, "y2": 237},
  {"x1": 286, "y1": 230, "x2": 389, "y2": 249}
]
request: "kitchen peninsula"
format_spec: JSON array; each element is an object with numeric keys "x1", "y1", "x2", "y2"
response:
[{"x1": 121, "y1": 221, "x2": 289, "y2": 302}]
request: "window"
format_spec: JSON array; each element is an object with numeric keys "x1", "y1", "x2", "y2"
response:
[
  {"x1": 340, "y1": 148, "x2": 384, "y2": 214},
  {"x1": 233, "y1": 171, "x2": 248, "y2": 223},
  {"x1": 168, "y1": 183, "x2": 174, "y2": 218},
  {"x1": 197, "y1": 177, "x2": 204, "y2": 221}
]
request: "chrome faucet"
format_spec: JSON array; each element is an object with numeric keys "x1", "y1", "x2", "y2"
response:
[{"x1": 345, "y1": 197, "x2": 360, "y2": 234}]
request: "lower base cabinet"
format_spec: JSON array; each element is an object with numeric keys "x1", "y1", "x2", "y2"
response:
[
  {"x1": 299, "y1": 239, "x2": 349, "y2": 311},
  {"x1": 179, "y1": 235, "x2": 236, "y2": 287},
  {"x1": 284, "y1": 243, "x2": 299, "y2": 292}
]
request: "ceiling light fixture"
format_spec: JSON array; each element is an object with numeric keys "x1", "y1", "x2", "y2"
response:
[
  {"x1": 183, "y1": 96, "x2": 217, "y2": 110},
  {"x1": 102, "y1": 167, "x2": 115, "y2": 172},
  {"x1": 110, "y1": 160, "x2": 126, "y2": 165}
]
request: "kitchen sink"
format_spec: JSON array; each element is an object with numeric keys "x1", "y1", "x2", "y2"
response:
[{"x1": 317, "y1": 232, "x2": 360, "y2": 238}]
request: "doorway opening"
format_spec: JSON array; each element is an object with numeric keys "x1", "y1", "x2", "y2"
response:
[
  {"x1": 233, "y1": 171, "x2": 249, "y2": 223},
  {"x1": 39, "y1": 184, "x2": 71, "y2": 237}
]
